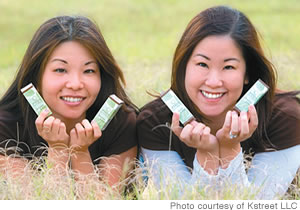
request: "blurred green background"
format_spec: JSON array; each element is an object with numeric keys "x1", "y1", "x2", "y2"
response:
[{"x1": 0, "y1": 0, "x2": 299, "y2": 107}]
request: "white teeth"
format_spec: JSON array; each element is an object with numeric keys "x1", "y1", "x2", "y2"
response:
[
  {"x1": 61, "y1": 97, "x2": 83, "y2": 103},
  {"x1": 201, "y1": 91, "x2": 223, "y2": 99}
]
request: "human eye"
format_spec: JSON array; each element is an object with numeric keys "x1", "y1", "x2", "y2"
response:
[
  {"x1": 197, "y1": 62, "x2": 208, "y2": 68},
  {"x1": 224, "y1": 65, "x2": 235, "y2": 70},
  {"x1": 54, "y1": 68, "x2": 66, "y2": 73},
  {"x1": 84, "y1": 69, "x2": 96, "y2": 74}
]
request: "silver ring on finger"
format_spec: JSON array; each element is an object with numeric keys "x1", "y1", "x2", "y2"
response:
[{"x1": 229, "y1": 131, "x2": 238, "y2": 139}]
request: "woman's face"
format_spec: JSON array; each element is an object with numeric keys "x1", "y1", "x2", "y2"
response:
[
  {"x1": 41, "y1": 41, "x2": 101, "y2": 123},
  {"x1": 185, "y1": 35, "x2": 248, "y2": 119}
]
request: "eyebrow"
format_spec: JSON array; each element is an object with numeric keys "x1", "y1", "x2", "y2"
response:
[
  {"x1": 224, "y1": 58, "x2": 240, "y2": 62},
  {"x1": 84, "y1": 60, "x2": 97, "y2": 65},
  {"x1": 194, "y1": 54, "x2": 240, "y2": 62},
  {"x1": 194, "y1": 54, "x2": 210, "y2": 60},
  {"x1": 51, "y1": 58, "x2": 67, "y2": 64},
  {"x1": 51, "y1": 59, "x2": 97, "y2": 65}
]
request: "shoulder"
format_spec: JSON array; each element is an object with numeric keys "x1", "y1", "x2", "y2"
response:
[
  {"x1": 0, "y1": 109, "x2": 17, "y2": 121},
  {"x1": 106, "y1": 107, "x2": 137, "y2": 133},
  {"x1": 137, "y1": 97, "x2": 172, "y2": 125},
  {"x1": 266, "y1": 93, "x2": 300, "y2": 149},
  {"x1": 243, "y1": 93, "x2": 300, "y2": 153},
  {"x1": 0, "y1": 109, "x2": 19, "y2": 133},
  {"x1": 117, "y1": 106, "x2": 137, "y2": 121},
  {"x1": 272, "y1": 92, "x2": 300, "y2": 120},
  {"x1": 137, "y1": 97, "x2": 175, "y2": 150},
  {"x1": 0, "y1": 110, "x2": 22, "y2": 155},
  {"x1": 89, "y1": 107, "x2": 137, "y2": 159}
]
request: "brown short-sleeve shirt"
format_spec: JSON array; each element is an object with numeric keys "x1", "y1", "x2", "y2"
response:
[
  {"x1": 0, "y1": 109, "x2": 137, "y2": 165},
  {"x1": 137, "y1": 94, "x2": 300, "y2": 169}
]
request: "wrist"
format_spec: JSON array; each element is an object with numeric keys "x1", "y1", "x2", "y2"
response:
[
  {"x1": 48, "y1": 144, "x2": 69, "y2": 157},
  {"x1": 218, "y1": 136, "x2": 241, "y2": 149},
  {"x1": 69, "y1": 145, "x2": 90, "y2": 154},
  {"x1": 218, "y1": 140, "x2": 241, "y2": 152},
  {"x1": 48, "y1": 142, "x2": 69, "y2": 150},
  {"x1": 196, "y1": 134, "x2": 219, "y2": 154},
  {"x1": 218, "y1": 142, "x2": 241, "y2": 169}
]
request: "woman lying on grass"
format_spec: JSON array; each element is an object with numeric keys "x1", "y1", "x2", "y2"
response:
[
  {"x1": 137, "y1": 6, "x2": 300, "y2": 199},
  {"x1": 0, "y1": 15, "x2": 137, "y2": 198}
]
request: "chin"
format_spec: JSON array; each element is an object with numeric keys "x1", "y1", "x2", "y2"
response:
[
  {"x1": 199, "y1": 108, "x2": 225, "y2": 118},
  {"x1": 205, "y1": 112, "x2": 223, "y2": 117},
  {"x1": 61, "y1": 113, "x2": 85, "y2": 121}
]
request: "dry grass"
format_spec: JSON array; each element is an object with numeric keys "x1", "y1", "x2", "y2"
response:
[
  {"x1": 0, "y1": 151, "x2": 299, "y2": 200},
  {"x1": 0, "y1": 0, "x2": 299, "y2": 200}
]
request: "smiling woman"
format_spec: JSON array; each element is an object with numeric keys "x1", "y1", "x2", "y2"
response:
[
  {"x1": 0, "y1": 15, "x2": 138, "y2": 197},
  {"x1": 184, "y1": 35, "x2": 248, "y2": 121},
  {"x1": 137, "y1": 5, "x2": 300, "y2": 199},
  {"x1": 41, "y1": 41, "x2": 101, "y2": 130}
]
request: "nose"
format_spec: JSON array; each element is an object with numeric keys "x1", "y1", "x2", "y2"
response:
[
  {"x1": 65, "y1": 72, "x2": 84, "y2": 90},
  {"x1": 204, "y1": 69, "x2": 223, "y2": 88}
]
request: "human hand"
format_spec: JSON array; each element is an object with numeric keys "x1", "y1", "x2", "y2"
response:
[
  {"x1": 216, "y1": 105, "x2": 258, "y2": 145},
  {"x1": 35, "y1": 109, "x2": 69, "y2": 148},
  {"x1": 69, "y1": 119, "x2": 102, "y2": 153},
  {"x1": 171, "y1": 112, "x2": 218, "y2": 152}
]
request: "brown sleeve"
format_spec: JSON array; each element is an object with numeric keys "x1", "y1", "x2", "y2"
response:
[
  {"x1": 0, "y1": 121, "x2": 16, "y2": 155},
  {"x1": 89, "y1": 109, "x2": 137, "y2": 161},
  {"x1": 0, "y1": 117, "x2": 27, "y2": 156},
  {"x1": 266, "y1": 94, "x2": 300, "y2": 150}
]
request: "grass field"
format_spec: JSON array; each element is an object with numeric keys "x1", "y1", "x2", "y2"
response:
[
  {"x1": 0, "y1": 0, "x2": 299, "y2": 107},
  {"x1": 0, "y1": 0, "x2": 299, "y2": 200}
]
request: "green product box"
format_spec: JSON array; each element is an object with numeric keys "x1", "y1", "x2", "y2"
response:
[
  {"x1": 161, "y1": 89, "x2": 194, "y2": 125},
  {"x1": 234, "y1": 79, "x2": 269, "y2": 112},
  {"x1": 93, "y1": 94, "x2": 123, "y2": 130},
  {"x1": 21, "y1": 83, "x2": 52, "y2": 116}
]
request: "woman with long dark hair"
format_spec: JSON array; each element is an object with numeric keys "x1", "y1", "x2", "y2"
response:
[
  {"x1": 0, "y1": 16, "x2": 137, "y2": 192},
  {"x1": 137, "y1": 6, "x2": 300, "y2": 199}
]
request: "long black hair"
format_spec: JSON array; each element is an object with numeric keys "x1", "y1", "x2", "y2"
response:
[
  {"x1": 170, "y1": 6, "x2": 279, "y2": 148},
  {"x1": 0, "y1": 15, "x2": 137, "y2": 148}
]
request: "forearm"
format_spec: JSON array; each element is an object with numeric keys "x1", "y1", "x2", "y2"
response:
[
  {"x1": 141, "y1": 148, "x2": 192, "y2": 188},
  {"x1": 142, "y1": 148, "x2": 248, "y2": 198},
  {"x1": 140, "y1": 148, "x2": 240, "y2": 200},
  {"x1": 217, "y1": 145, "x2": 300, "y2": 199},
  {"x1": 70, "y1": 150, "x2": 95, "y2": 177},
  {"x1": 96, "y1": 146, "x2": 137, "y2": 193},
  {"x1": 47, "y1": 146, "x2": 70, "y2": 174},
  {"x1": 196, "y1": 147, "x2": 219, "y2": 175},
  {"x1": 0, "y1": 154, "x2": 29, "y2": 178},
  {"x1": 0, "y1": 154, "x2": 33, "y2": 188},
  {"x1": 247, "y1": 145, "x2": 300, "y2": 199},
  {"x1": 218, "y1": 141, "x2": 241, "y2": 169}
]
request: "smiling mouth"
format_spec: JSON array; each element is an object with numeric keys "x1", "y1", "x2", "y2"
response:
[
  {"x1": 60, "y1": 96, "x2": 85, "y2": 103},
  {"x1": 201, "y1": 90, "x2": 225, "y2": 99}
]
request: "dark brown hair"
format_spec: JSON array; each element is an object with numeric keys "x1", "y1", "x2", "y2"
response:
[
  {"x1": 0, "y1": 15, "x2": 137, "y2": 147},
  {"x1": 170, "y1": 6, "x2": 277, "y2": 147}
]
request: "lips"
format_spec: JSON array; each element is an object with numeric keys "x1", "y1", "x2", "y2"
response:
[
  {"x1": 201, "y1": 90, "x2": 225, "y2": 99},
  {"x1": 60, "y1": 96, "x2": 85, "y2": 103}
]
